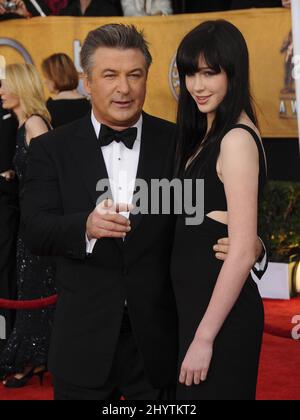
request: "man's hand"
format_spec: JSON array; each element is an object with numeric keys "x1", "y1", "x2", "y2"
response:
[
  {"x1": 213, "y1": 237, "x2": 263, "y2": 262},
  {"x1": 213, "y1": 238, "x2": 230, "y2": 261},
  {"x1": 86, "y1": 199, "x2": 133, "y2": 240}
]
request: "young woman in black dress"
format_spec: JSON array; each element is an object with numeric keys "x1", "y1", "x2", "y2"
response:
[{"x1": 171, "y1": 20, "x2": 267, "y2": 400}]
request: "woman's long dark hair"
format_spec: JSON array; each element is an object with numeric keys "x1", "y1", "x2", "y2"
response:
[{"x1": 175, "y1": 20, "x2": 257, "y2": 176}]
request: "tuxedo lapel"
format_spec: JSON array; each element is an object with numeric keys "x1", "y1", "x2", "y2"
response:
[{"x1": 67, "y1": 115, "x2": 112, "y2": 207}]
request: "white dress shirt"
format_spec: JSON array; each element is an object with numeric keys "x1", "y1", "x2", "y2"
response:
[
  {"x1": 86, "y1": 111, "x2": 142, "y2": 253},
  {"x1": 253, "y1": 240, "x2": 268, "y2": 276}
]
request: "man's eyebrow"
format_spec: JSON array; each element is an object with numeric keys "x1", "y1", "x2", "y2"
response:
[
  {"x1": 102, "y1": 69, "x2": 118, "y2": 73},
  {"x1": 128, "y1": 68, "x2": 144, "y2": 72},
  {"x1": 100, "y1": 67, "x2": 146, "y2": 75}
]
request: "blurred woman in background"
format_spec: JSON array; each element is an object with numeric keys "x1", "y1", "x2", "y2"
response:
[
  {"x1": 0, "y1": 63, "x2": 56, "y2": 388},
  {"x1": 42, "y1": 53, "x2": 90, "y2": 128},
  {"x1": 0, "y1": 102, "x2": 18, "y2": 355}
]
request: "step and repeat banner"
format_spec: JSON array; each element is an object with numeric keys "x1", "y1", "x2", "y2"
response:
[{"x1": 0, "y1": 8, "x2": 297, "y2": 138}]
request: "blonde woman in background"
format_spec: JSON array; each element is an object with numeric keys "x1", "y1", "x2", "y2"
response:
[
  {"x1": 0, "y1": 64, "x2": 56, "y2": 388},
  {"x1": 121, "y1": 0, "x2": 172, "y2": 15}
]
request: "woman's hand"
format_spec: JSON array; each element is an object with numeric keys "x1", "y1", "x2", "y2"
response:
[
  {"x1": 0, "y1": 170, "x2": 15, "y2": 181},
  {"x1": 179, "y1": 336, "x2": 213, "y2": 386}
]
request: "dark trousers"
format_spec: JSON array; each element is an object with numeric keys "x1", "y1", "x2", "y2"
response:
[{"x1": 53, "y1": 308, "x2": 176, "y2": 400}]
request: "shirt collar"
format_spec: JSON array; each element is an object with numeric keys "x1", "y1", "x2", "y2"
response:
[{"x1": 91, "y1": 110, "x2": 142, "y2": 146}]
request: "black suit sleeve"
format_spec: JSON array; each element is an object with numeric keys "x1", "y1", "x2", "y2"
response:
[{"x1": 21, "y1": 138, "x2": 90, "y2": 260}]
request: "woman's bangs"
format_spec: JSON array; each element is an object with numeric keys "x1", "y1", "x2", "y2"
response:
[{"x1": 177, "y1": 33, "x2": 222, "y2": 77}]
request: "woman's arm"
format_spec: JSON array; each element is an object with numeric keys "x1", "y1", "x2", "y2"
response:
[
  {"x1": 25, "y1": 116, "x2": 49, "y2": 146},
  {"x1": 180, "y1": 128, "x2": 260, "y2": 386}
]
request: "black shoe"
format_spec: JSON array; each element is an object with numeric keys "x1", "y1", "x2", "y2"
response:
[{"x1": 4, "y1": 368, "x2": 46, "y2": 388}]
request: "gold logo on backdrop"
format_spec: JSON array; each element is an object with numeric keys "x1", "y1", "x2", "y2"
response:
[
  {"x1": 0, "y1": 38, "x2": 33, "y2": 64},
  {"x1": 279, "y1": 30, "x2": 297, "y2": 120},
  {"x1": 169, "y1": 54, "x2": 179, "y2": 100}
]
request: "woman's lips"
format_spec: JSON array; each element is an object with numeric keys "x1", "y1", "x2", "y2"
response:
[{"x1": 196, "y1": 95, "x2": 212, "y2": 105}]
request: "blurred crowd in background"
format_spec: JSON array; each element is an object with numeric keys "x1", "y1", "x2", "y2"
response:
[{"x1": 0, "y1": 0, "x2": 292, "y2": 20}]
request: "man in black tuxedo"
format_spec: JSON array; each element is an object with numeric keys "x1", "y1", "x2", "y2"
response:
[
  {"x1": 22, "y1": 24, "x2": 266, "y2": 400},
  {"x1": 0, "y1": 103, "x2": 18, "y2": 352}
]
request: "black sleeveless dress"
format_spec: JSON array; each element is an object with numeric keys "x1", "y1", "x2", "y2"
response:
[
  {"x1": 0, "y1": 119, "x2": 56, "y2": 375},
  {"x1": 171, "y1": 125, "x2": 266, "y2": 400},
  {"x1": 46, "y1": 98, "x2": 91, "y2": 129}
]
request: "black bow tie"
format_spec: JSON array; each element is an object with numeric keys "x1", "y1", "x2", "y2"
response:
[{"x1": 99, "y1": 124, "x2": 138, "y2": 150}]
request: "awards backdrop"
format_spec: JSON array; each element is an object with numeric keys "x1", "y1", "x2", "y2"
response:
[{"x1": 0, "y1": 7, "x2": 298, "y2": 138}]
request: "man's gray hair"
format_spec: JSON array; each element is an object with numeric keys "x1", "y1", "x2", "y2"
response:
[{"x1": 81, "y1": 24, "x2": 153, "y2": 77}]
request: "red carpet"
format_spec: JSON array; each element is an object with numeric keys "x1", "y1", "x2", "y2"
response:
[
  {"x1": 264, "y1": 298, "x2": 300, "y2": 339},
  {"x1": 0, "y1": 299, "x2": 299, "y2": 400},
  {"x1": 0, "y1": 373, "x2": 53, "y2": 401},
  {"x1": 257, "y1": 333, "x2": 300, "y2": 400}
]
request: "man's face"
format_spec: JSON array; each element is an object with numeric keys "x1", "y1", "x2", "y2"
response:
[{"x1": 84, "y1": 47, "x2": 148, "y2": 129}]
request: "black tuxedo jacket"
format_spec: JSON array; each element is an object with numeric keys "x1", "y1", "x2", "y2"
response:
[{"x1": 22, "y1": 113, "x2": 178, "y2": 389}]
